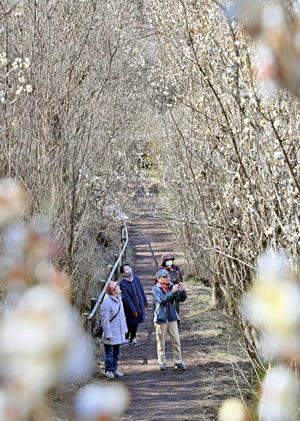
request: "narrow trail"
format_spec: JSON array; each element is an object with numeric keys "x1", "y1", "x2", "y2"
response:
[
  {"x1": 106, "y1": 197, "x2": 250, "y2": 421},
  {"x1": 52, "y1": 196, "x2": 249, "y2": 421}
]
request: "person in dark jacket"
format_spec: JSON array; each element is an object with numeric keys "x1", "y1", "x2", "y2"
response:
[
  {"x1": 155, "y1": 253, "x2": 184, "y2": 323},
  {"x1": 152, "y1": 268, "x2": 187, "y2": 371},
  {"x1": 120, "y1": 263, "x2": 148, "y2": 346}
]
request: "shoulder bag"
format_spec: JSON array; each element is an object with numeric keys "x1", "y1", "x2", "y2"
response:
[{"x1": 92, "y1": 304, "x2": 121, "y2": 338}]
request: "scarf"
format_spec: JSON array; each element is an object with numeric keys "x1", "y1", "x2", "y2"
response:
[{"x1": 159, "y1": 282, "x2": 170, "y2": 294}]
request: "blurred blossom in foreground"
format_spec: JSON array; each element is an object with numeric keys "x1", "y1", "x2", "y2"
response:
[
  {"x1": 0, "y1": 222, "x2": 64, "y2": 297},
  {"x1": 0, "y1": 178, "x2": 26, "y2": 225},
  {"x1": 230, "y1": 0, "x2": 300, "y2": 98},
  {"x1": 254, "y1": 42, "x2": 278, "y2": 94},
  {"x1": 0, "y1": 285, "x2": 94, "y2": 402},
  {"x1": 3, "y1": 223, "x2": 28, "y2": 259},
  {"x1": 259, "y1": 366, "x2": 299, "y2": 421},
  {"x1": 0, "y1": 177, "x2": 97, "y2": 420},
  {"x1": 34, "y1": 262, "x2": 71, "y2": 296},
  {"x1": 3, "y1": 220, "x2": 57, "y2": 262},
  {"x1": 227, "y1": 0, "x2": 262, "y2": 36},
  {"x1": 256, "y1": 250, "x2": 293, "y2": 282},
  {"x1": 75, "y1": 383, "x2": 130, "y2": 421},
  {"x1": 218, "y1": 397, "x2": 251, "y2": 421},
  {"x1": 242, "y1": 250, "x2": 300, "y2": 359}
]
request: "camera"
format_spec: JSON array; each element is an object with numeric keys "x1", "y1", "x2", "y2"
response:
[{"x1": 169, "y1": 271, "x2": 180, "y2": 284}]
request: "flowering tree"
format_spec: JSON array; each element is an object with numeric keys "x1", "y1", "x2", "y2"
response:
[
  {"x1": 145, "y1": 0, "x2": 300, "y2": 365},
  {"x1": 0, "y1": 0, "x2": 151, "y2": 308},
  {"x1": 0, "y1": 178, "x2": 130, "y2": 420},
  {"x1": 218, "y1": 251, "x2": 300, "y2": 421}
]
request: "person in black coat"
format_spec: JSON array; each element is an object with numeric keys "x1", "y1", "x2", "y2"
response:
[{"x1": 120, "y1": 263, "x2": 148, "y2": 346}]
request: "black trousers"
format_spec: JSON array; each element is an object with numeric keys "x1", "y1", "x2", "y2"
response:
[{"x1": 126, "y1": 324, "x2": 138, "y2": 340}]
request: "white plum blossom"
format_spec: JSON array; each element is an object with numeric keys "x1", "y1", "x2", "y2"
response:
[
  {"x1": 0, "y1": 389, "x2": 31, "y2": 421},
  {"x1": 25, "y1": 84, "x2": 33, "y2": 93},
  {"x1": 264, "y1": 226, "x2": 274, "y2": 236},
  {"x1": 0, "y1": 285, "x2": 94, "y2": 399},
  {"x1": 23, "y1": 57, "x2": 30, "y2": 69},
  {"x1": 3, "y1": 223, "x2": 28, "y2": 258},
  {"x1": 15, "y1": 86, "x2": 23, "y2": 95},
  {"x1": 0, "y1": 53, "x2": 8, "y2": 67},
  {"x1": 218, "y1": 397, "x2": 250, "y2": 421},
  {"x1": 0, "y1": 90, "x2": 5, "y2": 104},
  {"x1": 242, "y1": 250, "x2": 300, "y2": 358},
  {"x1": 256, "y1": 250, "x2": 294, "y2": 283},
  {"x1": 259, "y1": 366, "x2": 299, "y2": 421},
  {"x1": 74, "y1": 383, "x2": 130, "y2": 420},
  {"x1": 12, "y1": 57, "x2": 22, "y2": 70},
  {"x1": 14, "y1": 7, "x2": 23, "y2": 17},
  {"x1": 0, "y1": 178, "x2": 26, "y2": 225},
  {"x1": 262, "y1": 6, "x2": 284, "y2": 31},
  {"x1": 233, "y1": 197, "x2": 241, "y2": 207}
]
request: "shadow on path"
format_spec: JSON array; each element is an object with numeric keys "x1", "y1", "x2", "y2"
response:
[{"x1": 108, "y1": 199, "x2": 249, "y2": 421}]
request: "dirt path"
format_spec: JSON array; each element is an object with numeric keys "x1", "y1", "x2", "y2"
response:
[
  {"x1": 96, "y1": 198, "x2": 249, "y2": 421},
  {"x1": 52, "y1": 196, "x2": 250, "y2": 420}
]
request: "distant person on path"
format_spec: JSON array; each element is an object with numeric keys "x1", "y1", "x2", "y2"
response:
[
  {"x1": 120, "y1": 263, "x2": 148, "y2": 346},
  {"x1": 100, "y1": 281, "x2": 127, "y2": 379},
  {"x1": 155, "y1": 253, "x2": 183, "y2": 322},
  {"x1": 152, "y1": 268, "x2": 187, "y2": 371}
]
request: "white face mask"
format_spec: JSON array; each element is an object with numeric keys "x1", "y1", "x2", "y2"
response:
[{"x1": 165, "y1": 260, "x2": 173, "y2": 267}]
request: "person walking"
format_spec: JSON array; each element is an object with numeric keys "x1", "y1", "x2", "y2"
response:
[
  {"x1": 152, "y1": 268, "x2": 187, "y2": 371},
  {"x1": 155, "y1": 253, "x2": 183, "y2": 322},
  {"x1": 120, "y1": 263, "x2": 148, "y2": 346},
  {"x1": 100, "y1": 281, "x2": 128, "y2": 379}
]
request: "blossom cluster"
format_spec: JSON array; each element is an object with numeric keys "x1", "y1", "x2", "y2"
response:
[
  {"x1": 0, "y1": 53, "x2": 32, "y2": 105},
  {"x1": 0, "y1": 178, "x2": 129, "y2": 420},
  {"x1": 219, "y1": 250, "x2": 300, "y2": 421},
  {"x1": 146, "y1": 0, "x2": 299, "y2": 326},
  {"x1": 231, "y1": 0, "x2": 300, "y2": 99},
  {"x1": 145, "y1": 4, "x2": 300, "y2": 419}
]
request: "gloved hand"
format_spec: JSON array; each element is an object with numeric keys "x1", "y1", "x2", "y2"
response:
[{"x1": 132, "y1": 312, "x2": 138, "y2": 317}]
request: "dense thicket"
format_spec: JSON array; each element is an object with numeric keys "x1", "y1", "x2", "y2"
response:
[
  {"x1": 144, "y1": 0, "x2": 300, "y2": 364},
  {"x1": 0, "y1": 0, "x2": 150, "y2": 308},
  {"x1": 1, "y1": 0, "x2": 299, "y2": 366}
]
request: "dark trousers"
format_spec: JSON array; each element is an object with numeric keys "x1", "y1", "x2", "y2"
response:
[
  {"x1": 126, "y1": 324, "x2": 138, "y2": 341},
  {"x1": 104, "y1": 344, "x2": 121, "y2": 373}
]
